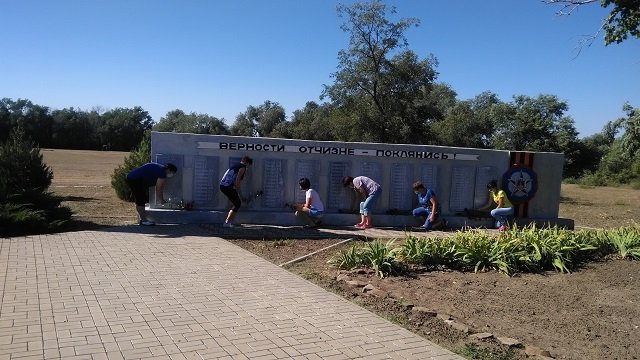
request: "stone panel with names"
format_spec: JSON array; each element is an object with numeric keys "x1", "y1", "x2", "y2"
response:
[
  {"x1": 262, "y1": 159, "x2": 286, "y2": 208},
  {"x1": 360, "y1": 162, "x2": 383, "y2": 183},
  {"x1": 294, "y1": 159, "x2": 320, "y2": 204},
  {"x1": 474, "y1": 166, "x2": 497, "y2": 208},
  {"x1": 192, "y1": 156, "x2": 218, "y2": 208},
  {"x1": 327, "y1": 161, "x2": 351, "y2": 210},
  {"x1": 449, "y1": 166, "x2": 475, "y2": 212},
  {"x1": 420, "y1": 165, "x2": 438, "y2": 193},
  {"x1": 154, "y1": 154, "x2": 184, "y2": 204},
  {"x1": 389, "y1": 163, "x2": 413, "y2": 210}
]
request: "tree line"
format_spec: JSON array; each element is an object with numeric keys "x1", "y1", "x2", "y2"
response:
[{"x1": 2, "y1": 1, "x2": 638, "y2": 186}]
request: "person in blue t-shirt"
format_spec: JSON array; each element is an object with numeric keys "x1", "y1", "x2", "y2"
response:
[
  {"x1": 126, "y1": 162, "x2": 177, "y2": 226},
  {"x1": 411, "y1": 181, "x2": 444, "y2": 231},
  {"x1": 219, "y1": 156, "x2": 253, "y2": 228}
]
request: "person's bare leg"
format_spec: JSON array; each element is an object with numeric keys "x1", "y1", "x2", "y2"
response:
[
  {"x1": 225, "y1": 209, "x2": 236, "y2": 223},
  {"x1": 135, "y1": 206, "x2": 146, "y2": 221}
]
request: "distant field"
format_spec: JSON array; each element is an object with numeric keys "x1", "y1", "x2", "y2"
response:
[
  {"x1": 42, "y1": 149, "x2": 133, "y2": 226},
  {"x1": 42, "y1": 148, "x2": 640, "y2": 229}
]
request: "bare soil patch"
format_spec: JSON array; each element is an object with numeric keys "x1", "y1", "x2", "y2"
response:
[{"x1": 43, "y1": 149, "x2": 640, "y2": 359}]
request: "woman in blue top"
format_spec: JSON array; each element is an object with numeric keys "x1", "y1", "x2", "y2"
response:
[
  {"x1": 411, "y1": 181, "x2": 444, "y2": 231},
  {"x1": 219, "y1": 156, "x2": 253, "y2": 227}
]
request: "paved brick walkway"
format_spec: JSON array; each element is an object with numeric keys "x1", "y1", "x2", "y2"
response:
[{"x1": 0, "y1": 225, "x2": 462, "y2": 360}]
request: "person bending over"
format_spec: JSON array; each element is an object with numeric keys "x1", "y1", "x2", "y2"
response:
[{"x1": 126, "y1": 162, "x2": 177, "y2": 226}]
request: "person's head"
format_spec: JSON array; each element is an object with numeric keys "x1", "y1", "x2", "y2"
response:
[
  {"x1": 342, "y1": 176, "x2": 354, "y2": 188},
  {"x1": 298, "y1": 177, "x2": 311, "y2": 191},
  {"x1": 412, "y1": 181, "x2": 425, "y2": 194},
  {"x1": 165, "y1": 163, "x2": 177, "y2": 178},
  {"x1": 487, "y1": 180, "x2": 498, "y2": 191},
  {"x1": 241, "y1": 156, "x2": 253, "y2": 165}
]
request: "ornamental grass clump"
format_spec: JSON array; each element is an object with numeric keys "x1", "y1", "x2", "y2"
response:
[
  {"x1": 398, "y1": 235, "x2": 457, "y2": 267},
  {"x1": 592, "y1": 225, "x2": 640, "y2": 260},
  {"x1": 329, "y1": 244, "x2": 363, "y2": 270},
  {"x1": 362, "y1": 239, "x2": 398, "y2": 278}
]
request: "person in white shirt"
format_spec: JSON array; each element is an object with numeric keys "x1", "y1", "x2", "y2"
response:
[{"x1": 293, "y1": 177, "x2": 324, "y2": 229}]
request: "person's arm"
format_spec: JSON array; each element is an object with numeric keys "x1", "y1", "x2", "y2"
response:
[
  {"x1": 235, "y1": 167, "x2": 245, "y2": 198},
  {"x1": 477, "y1": 192, "x2": 495, "y2": 211},
  {"x1": 428, "y1": 195, "x2": 438, "y2": 223},
  {"x1": 495, "y1": 192, "x2": 504, "y2": 208},
  {"x1": 304, "y1": 192, "x2": 312, "y2": 208},
  {"x1": 155, "y1": 178, "x2": 166, "y2": 204}
]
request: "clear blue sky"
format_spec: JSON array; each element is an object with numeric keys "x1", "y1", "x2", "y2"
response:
[{"x1": 2, "y1": 0, "x2": 638, "y2": 138}]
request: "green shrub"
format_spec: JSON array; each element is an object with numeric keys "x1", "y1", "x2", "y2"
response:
[
  {"x1": 0, "y1": 127, "x2": 72, "y2": 237},
  {"x1": 111, "y1": 131, "x2": 151, "y2": 201},
  {"x1": 362, "y1": 240, "x2": 398, "y2": 278},
  {"x1": 592, "y1": 225, "x2": 640, "y2": 260},
  {"x1": 329, "y1": 244, "x2": 363, "y2": 270}
]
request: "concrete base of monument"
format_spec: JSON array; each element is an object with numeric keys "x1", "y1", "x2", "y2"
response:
[{"x1": 146, "y1": 208, "x2": 574, "y2": 230}]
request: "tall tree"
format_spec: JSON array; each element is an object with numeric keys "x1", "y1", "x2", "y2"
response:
[
  {"x1": 230, "y1": 101, "x2": 285, "y2": 137},
  {"x1": 270, "y1": 101, "x2": 336, "y2": 140},
  {"x1": 154, "y1": 110, "x2": 230, "y2": 135},
  {"x1": 433, "y1": 91, "x2": 498, "y2": 148},
  {"x1": 491, "y1": 95, "x2": 573, "y2": 151},
  {"x1": 546, "y1": 0, "x2": 640, "y2": 45},
  {"x1": 98, "y1": 106, "x2": 153, "y2": 151},
  {"x1": 322, "y1": 1, "x2": 439, "y2": 144}
]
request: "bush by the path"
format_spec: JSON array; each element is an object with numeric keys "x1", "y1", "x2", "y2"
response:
[{"x1": 0, "y1": 127, "x2": 72, "y2": 237}]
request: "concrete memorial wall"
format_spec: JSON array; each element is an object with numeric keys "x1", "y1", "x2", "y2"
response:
[{"x1": 148, "y1": 131, "x2": 570, "y2": 228}]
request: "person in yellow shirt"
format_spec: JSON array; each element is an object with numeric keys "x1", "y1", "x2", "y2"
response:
[{"x1": 482, "y1": 180, "x2": 513, "y2": 231}]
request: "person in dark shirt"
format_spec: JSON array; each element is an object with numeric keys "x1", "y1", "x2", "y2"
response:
[{"x1": 126, "y1": 162, "x2": 177, "y2": 226}]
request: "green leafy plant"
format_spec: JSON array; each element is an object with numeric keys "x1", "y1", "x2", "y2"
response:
[
  {"x1": 362, "y1": 239, "x2": 398, "y2": 278},
  {"x1": 329, "y1": 244, "x2": 364, "y2": 270},
  {"x1": 273, "y1": 239, "x2": 294, "y2": 247}
]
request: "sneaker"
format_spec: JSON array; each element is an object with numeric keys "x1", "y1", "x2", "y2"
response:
[
  {"x1": 498, "y1": 225, "x2": 506, "y2": 231},
  {"x1": 139, "y1": 220, "x2": 155, "y2": 226},
  {"x1": 354, "y1": 223, "x2": 364, "y2": 228},
  {"x1": 223, "y1": 222, "x2": 234, "y2": 228}
]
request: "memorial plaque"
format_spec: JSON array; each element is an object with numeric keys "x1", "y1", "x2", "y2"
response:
[
  {"x1": 420, "y1": 165, "x2": 438, "y2": 193},
  {"x1": 449, "y1": 166, "x2": 475, "y2": 212},
  {"x1": 327, "y1": 161, "x2": 351, "y2": 210},
  {"x1": 474, "y1": 166, "x2": 497, "y2": 208},
  {"x1": 360, "y1": 161, "x2": 383, "y2": 183},
  {"x1": 294, "y1": 159, "x2": 320, "y2": 204},
  {"x1": 389, "y1": 163, "x2": 413, "y2": 210},
  {"x1": 192, "y1": 156, "x2": 218, "y2": 208},
  {"x1": 154, "y1": 154, "x2": 184, "y2": 205},
  {"x1": 262, "y1": 159, "x2": 287, "y2": 208}
]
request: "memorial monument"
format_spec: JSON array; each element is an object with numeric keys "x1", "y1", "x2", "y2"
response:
[{"x1": 147, "y1": 131, "x2": 572, "y2": 229}]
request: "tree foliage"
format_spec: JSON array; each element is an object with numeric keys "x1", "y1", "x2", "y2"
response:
[
  {"x1": 230, "y1": 100, "x2": 285, "y2": 137},
  {"x1": 322, "y1": 0, "x2": 440, "y2": 143},
  {"x1": 154, "y1": 110, "x2": 230, "y2": 135},
  {"x1": 0, "y1": 127, "x2": 72, "y2": 236},
  {"x1": 546, "y1": 0, "x2": 640, "y2": 45}
]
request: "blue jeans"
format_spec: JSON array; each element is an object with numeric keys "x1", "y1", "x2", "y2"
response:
[
  {"x1": 490, "y1": 207, "x2": 513, "y2": 228},
  {"x1": 360, "y1": 189, "x2": 381, "y2": 216},
  {"x1": 412, "y1": 207, "x2": 441, "y2": 230}
]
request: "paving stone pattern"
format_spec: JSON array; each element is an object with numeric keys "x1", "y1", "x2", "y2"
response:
[{"x1": 0, "y1": 225, "x2": 462, "y2": 360}]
